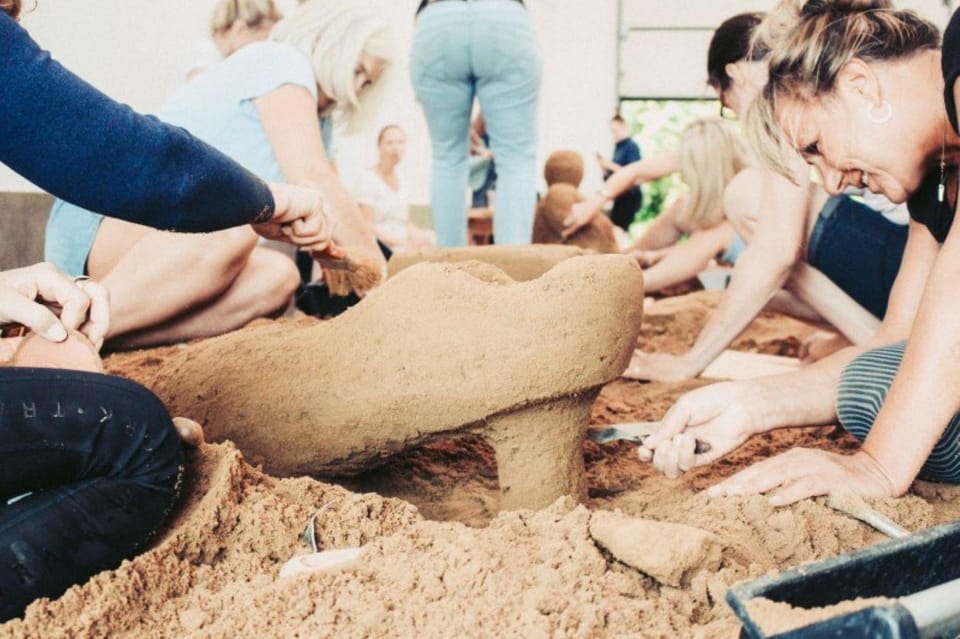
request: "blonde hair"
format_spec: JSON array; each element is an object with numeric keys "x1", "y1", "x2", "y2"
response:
[
  {"x1": 210, "y1": 0, "x2": 281, "y2": 36},
  {"x1": 2, "y1": 0, "x2": 21, "y2": 19},
  {"x1": 272, "y1": 0, "x2": 395, "y2": 134},
  {"x1": 746, "y1": 0, "x2": 939, "y2": 176},
  {"x1": 676, "y1": 118, "x2": 754, "y2": 230}
]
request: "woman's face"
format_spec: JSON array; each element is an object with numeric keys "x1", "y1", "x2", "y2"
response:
[
  {"x1": 317, "y1": 53, "x2": 387, "y2": 112},
  {"x1": 776, "y1": 79, "x2": 929, "y2": 204},
  {"x1": 354, "y1": 53, "x2": 387, "y2": 95},
  {"x1": 378, "y1": 127, "x2": 406, "y2": 164}
]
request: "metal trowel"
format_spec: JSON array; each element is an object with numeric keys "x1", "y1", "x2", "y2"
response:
[{"x1": 586, "y1": 421, "x2": 712, "y2": 454}]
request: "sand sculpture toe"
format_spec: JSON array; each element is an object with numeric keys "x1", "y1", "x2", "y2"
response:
[
  {"x1": 387, "y1": 244, "x2": 588, "y2": 281},
  {"x1": 151, "y1": 255, "x2": 644, "y2": 511}
]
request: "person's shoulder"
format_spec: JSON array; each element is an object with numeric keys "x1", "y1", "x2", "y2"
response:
[{"x1": 224, "y1": 41, "x2": 317, "y2": 95}]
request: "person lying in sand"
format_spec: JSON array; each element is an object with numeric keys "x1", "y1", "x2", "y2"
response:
[
  {"x1": 600, "y1": 12, "x2": 909, "y2": 381},
  {"x1": 44, "y1": 0, "x2": 392, "y2": 350},
  {"x1": 0, "y1": 0, "x2": 341, "y2": 621},
  {"x1": 639, "y1": 0, "x2": 960, "y2": 506}
]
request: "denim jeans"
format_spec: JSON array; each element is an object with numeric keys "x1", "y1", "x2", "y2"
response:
[
  {"x1": 806, "y1": 195, "x2": 908, "y2": 319},
  {"x1": 0, "y1": 368, "x2": 183, "y2": 620},
  {"x1": 411, "y1": 0, "x2": 542, "y2": 246}
]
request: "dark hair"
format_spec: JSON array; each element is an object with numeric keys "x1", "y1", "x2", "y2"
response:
[
  {"x1": 377, "y1": 123, "x2": 403, "y2": 144},
  {"x1": 2, "y1": 0, "x2": 22, "y2": 19},
  {"x1": 707, "y1": 12, "x2": 767, "y2": 92},
  {"x1": 611, "y1": 114, "x2": 626, "y2": 124}
]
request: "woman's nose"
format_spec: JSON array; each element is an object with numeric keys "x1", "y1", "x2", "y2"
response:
[{"x1": 819, "y1": 165, "x2": 846, "y2": 195}]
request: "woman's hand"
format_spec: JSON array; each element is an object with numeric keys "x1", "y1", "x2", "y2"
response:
[
  {"x1": 628, "y1": 248, "x2": 669, "y2": 268},
  {"x1": 706, "y1": 448, "x2": 898, "y2": 506},
  {"x1": 638, "y1": 381, "x2": 761, "y2": 478},
  {"x1": 622, "y1": 350, "x2": 702, "y2": 382},
  {"x1": 0, "y1": 263, "x2": 110, "y2": 349},
  {"x1": 561, "y1": 197, "x2": 603, "y2": 239},
  {"x1": 256, "y1": 183, "x2": 345, "y2": 260}
]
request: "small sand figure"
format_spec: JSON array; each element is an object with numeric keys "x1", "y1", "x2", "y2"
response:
[
  {"x1": 533, "y1": 151, "x2": 619, "y2": 254},
  {"x1": 151, "y1": 255, "x2": 644, "y2": 511}
]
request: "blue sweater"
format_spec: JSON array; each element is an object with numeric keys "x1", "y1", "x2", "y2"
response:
[{"x1": 0, "y1": 13, "x2": 274, "y2": 231}]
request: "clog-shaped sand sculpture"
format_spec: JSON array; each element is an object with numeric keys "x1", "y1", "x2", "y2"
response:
[{"x1": 151, "y1": 255, "x2": 644, "y2": 511}]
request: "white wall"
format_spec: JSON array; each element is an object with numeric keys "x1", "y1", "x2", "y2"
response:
[{"x1": 0, "y1": 0, "x2": 621, "y2": 202}]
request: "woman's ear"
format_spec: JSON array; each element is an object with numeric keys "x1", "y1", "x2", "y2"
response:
[{"x1": 837, "y1": 57, "x2": 881, "y2": 103}]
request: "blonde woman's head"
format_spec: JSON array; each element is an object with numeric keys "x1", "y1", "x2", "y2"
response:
[
  {"x1": 272, "y1": 0, "x2": 395, "y2": 134},
  {"x1": 745, "y1": 0, "x2": 939, "y2": 201},
  {"x1": 210, "y1": 0, "x2": 282, "y2": 56},
  {"x1": 677, "y1": 118, "x2": 753, "y2": 230}
]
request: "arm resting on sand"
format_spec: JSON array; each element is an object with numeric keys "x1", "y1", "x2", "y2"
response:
[{"x1": 564, "y1": 152, "x2": 680, "y2": 236}]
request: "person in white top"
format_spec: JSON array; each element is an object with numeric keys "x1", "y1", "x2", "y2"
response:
[{"x1": 354, "y1": 125, "x2": 436, "y2": 252}]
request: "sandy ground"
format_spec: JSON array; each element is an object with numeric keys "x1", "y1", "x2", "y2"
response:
[{"x1": 3, "y1": 290, "x2": 959, "y2": 638}]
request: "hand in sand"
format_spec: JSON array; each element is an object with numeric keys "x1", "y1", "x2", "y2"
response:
[
  {"x1": 622, "y1": 350, "x2": 701, "y2": 382},
  {"x1": 0, "y1": 263, "x2": 110, "y2": 349},
  {"x1": 561, "y1": 198, "x2": 602, "y2": 240},
  {"x1": 255, "y1": 182, "x2": 345, "y2": 260},
  {"x1": 707, "y1": 448, "x2": 897, "y2": 506},
  {"x1": 638, "y1": 382, "x2": 760, "y2": 478}
]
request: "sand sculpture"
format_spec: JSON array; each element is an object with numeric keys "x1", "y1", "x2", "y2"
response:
[
  {"x1": 533, "y1": 149, "x2": 619, "y2": 254},
  {"x1": 387, "y1": 244, "x2": 587, "y2": 281},
  {"x1": 150, "y1": 255, "x2": 644, "y2": 511},
  {"x1": 532, "y1": 183, "x2": 620, "y2": 254}
]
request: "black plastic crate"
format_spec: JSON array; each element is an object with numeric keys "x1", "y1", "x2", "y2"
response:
[{"x1": 726, "y1": 519, "x2": 960, "y2": 638}]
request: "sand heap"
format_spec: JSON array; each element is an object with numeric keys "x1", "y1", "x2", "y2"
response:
[
  {"x1": 5, "y1": 438, "x2": 958, "y2": 639},
  {"x1": 149, "y1": 255, "x2": 644, "y2": 511}
]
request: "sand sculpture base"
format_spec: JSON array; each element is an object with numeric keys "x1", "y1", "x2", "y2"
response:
[
  {"x1": 151, "y1": 255, "x2": 644, "y2": 511},
  {"x1": 387, "y1": 244, "x2": 588, "y2": 282}
]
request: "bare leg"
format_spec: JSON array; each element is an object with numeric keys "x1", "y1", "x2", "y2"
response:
[
  {"x1": 89, "y1": 219, "x2": 297, "y2": 348},
  {"x1": 107, "y1": 247, "x2": 299, "y2": 350}
]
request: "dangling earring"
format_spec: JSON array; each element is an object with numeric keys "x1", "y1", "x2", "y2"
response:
[{"x1": 866, "y1": 100, "x2": 893, "y2": 124}]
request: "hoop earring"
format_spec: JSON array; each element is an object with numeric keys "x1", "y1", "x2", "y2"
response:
[{"x1": 866, "y1": 100, "x2": 892, "y2": 124}]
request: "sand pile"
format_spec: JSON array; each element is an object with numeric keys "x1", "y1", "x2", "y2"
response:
[{"x1": 6, "y1": 291, "x2": 959, "y2": 637}]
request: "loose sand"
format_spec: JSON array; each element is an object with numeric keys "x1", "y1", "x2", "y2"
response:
[{"x1": 4, "y1": 290, "x2": 960, "y2": 638}]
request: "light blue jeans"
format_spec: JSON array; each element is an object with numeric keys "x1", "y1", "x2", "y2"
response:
[{"x1": 411, "y1": 0, "x2": 541, "y2": 246}]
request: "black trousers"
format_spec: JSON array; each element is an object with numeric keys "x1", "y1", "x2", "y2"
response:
[
  {"x1": 609, "y1": 188, "x2": 643, "y2": 232},
  {"x1": 0, "y1": 368, "x2": 182, "y2": 621}
]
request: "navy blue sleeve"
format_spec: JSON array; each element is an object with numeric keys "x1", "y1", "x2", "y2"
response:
[{"x1": 0, "y1": 14, "x2": 275, "y2": 232}]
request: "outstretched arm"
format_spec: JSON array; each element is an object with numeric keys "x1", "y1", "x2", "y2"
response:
[
  {"x1": 626, "y1": 170, "x2": 808, "y2": 381},
  {"x1": 0, "y1": 14, "x2": 275, "y2": 232},
  {"x1": 562, "y1": 152, "x2": 680, "y2": 237}
]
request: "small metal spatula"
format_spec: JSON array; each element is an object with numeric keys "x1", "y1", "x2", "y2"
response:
[{"x1": 586, "y1": 421, "x2": 712, "y2": 454}]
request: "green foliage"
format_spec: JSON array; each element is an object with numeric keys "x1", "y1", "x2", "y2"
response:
[{"x1": 619, "y1": 99, "x2": 721, "y2": 235}]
